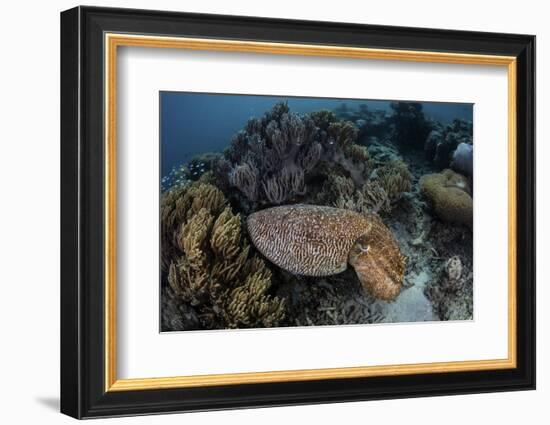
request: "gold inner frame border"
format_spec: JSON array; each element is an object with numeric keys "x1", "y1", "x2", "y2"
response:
[{"x1": 104, "y1": 33, "x2": 517, "y2": 392}]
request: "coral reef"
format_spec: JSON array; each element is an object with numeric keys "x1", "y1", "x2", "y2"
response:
[
  {"x1": 247, "y1": 205, "x2": 406, "y2": 300},
  {"x1": 160, "y1": 182, "x2": 286, "y2": 330},
  {"x1": 161, "y1": 164, "x2": 190, "y2": 192},
  {"x1": 425, "y1": 255, "x2": 473, "y2": 321},
  {"x1": 276, "y1": 270, "x2": 383, "y2": 326},
  {"x1": 389, "y1": 101, "x2": 434, "y2": 149},
  {"x1": 318, "y1": 159, "x2": 411, "y2": 216},
  {"x1": 160, "y1": 99, "x2": 475, "y2": 330},
  {"x1": 375, "y1": 160, "x2": 413, "y2": 203},
  {"x1": 333, "y1": 103, "x2": 390, "y2": 143},
  {"x1": 160, "y1": 182, "x2": 227, "y2": 271},
  {"x1": 419, "y1": 169, "x2": 473, "y2": 229},
  {"x1": 424, "y1": 119, "x2": 473, "y2": 170},
  {"x1": 161, "y1": 153, "x2": 222, "y2": 191},
  {"x1": 186, "y1": 152, "x2": 222, "y2": 181},
  {"x1": 161, "y1": 288, "x2": 201, "y2": 331},
  {"x1": 332, "y1": 179, "x2": 392, "y2": 215},
  {"x1": 217, "y1": 103, "x2": 373, "y2": 208}
]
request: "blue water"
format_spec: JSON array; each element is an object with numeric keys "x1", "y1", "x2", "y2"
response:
[{"x1": 160, "y1": 92, "x2": 472, "y2": 178}]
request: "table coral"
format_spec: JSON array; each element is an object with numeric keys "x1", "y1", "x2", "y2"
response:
[
  {"x1": 419, "y1": 169, "x2": 473, "y2": 229},
  {"x1": 161, "y1": 182, "x2": 286, "y2": 330}
]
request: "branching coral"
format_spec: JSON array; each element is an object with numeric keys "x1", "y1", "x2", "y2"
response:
[
  {"x1": 228, "y1": 161, "x2": 259, "y2": 202},
  {"x1": 161, "y1": 182, "x2": 286, "y2": 330},
  {"x1": 318, "y1": 174, "x2": 355, "y2": 202},
  {"x1": 319, "y1": 160, "x2": 410, "y2": 215},
  {"x1": 224, "y1": 269, "x2": 286, "y2": 328},
  {"x1": 419, "y1": 169, "x2": 473, "y2": 230},
  {"x1": 424, "y1": 255, "x2": 473, "y2": 321},
  {"x1": 161, "y1": 182, "x2": 227, "y2": 271},
  {"x1": 219, "y1": 103, "x2": 372, "y2": 206},
  {"x1": 375, "y1": 160, "x2": 412, "y2": 203},
  {"x1": 424, "y1": 119, "x2": 473, "y2": 170},
  {"x1": 333, "y1": 180, "x2": 391, "y2": 215}
]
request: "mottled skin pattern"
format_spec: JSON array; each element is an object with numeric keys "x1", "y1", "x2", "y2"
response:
[
  {"x1": 247, "y1": 204, "x2": 406, "y2": 301},
  {"x1": 348, "y1": 218, "x2": 406, "y2": 300}
]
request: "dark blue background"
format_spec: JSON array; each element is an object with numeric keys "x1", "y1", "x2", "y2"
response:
[{"x1": 160, "y1": 92, "x2": 473, "y2": 177}]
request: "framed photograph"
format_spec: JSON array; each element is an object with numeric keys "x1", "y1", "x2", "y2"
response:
[{"x1": 60, "y1": 6, "x2": 535, "y2": 419}]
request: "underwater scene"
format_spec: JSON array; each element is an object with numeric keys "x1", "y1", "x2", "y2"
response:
[{"x1": 160, "y1": 92, "x2": 473, "y2": 332}]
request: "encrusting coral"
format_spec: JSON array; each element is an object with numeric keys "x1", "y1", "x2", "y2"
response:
[
  {"x1": 217, "y1": 103, "x2": 373, "y2": 207},
  {"x1": 161, "y1": 182, "x2": 286, "y2": 330},
  {"x1": 419, "y1": 169, "x2": 473, "y2": 230}
]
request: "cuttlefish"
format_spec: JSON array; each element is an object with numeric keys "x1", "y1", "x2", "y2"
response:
[{"x1": 247, "y1": 204, "x2": 406, "y2": 301}]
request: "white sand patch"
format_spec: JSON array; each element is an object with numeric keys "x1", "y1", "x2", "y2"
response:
[{"x1": 374, "y1": 270, "x2": 436, "y2": 323}]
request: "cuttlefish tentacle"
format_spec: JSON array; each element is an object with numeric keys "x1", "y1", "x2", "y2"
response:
[
  {"x1": 247, "y1": 204, "x2": 406, "y2": 301},
  {"x1": 348, "y1": 223, "x2": 406, "y2": 301}
]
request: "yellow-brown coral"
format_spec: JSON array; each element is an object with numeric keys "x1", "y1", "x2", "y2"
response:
[
  {"x1": 161, "y1": 182, "x2": 227, "y2": 270},
  {"x1": 162, "y1": 182, "x2": 286, "y2": 329},
  {"x1": 376, "y1": 160, "x2": 412, "y2": 203},
  {"x1": 419, "y1": 169, "x2": 473, "y2": 229}
]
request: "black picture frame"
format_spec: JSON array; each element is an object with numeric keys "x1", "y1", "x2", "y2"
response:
[{"x1": 61, "y1": 5, "x2": 535, "y2": 419}]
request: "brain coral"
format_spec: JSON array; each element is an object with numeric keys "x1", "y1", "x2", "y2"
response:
[
  {"x1": 419, "y1": 169, "x2": 473, "y2": 230},
  {"x1": 161, "y1": 182, "x2": 286, "y2": 329}
]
